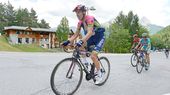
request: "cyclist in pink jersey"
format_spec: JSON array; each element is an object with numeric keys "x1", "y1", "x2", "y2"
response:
[{"x1": 62, "y1": 4, "x2": 105, "y2": 84}]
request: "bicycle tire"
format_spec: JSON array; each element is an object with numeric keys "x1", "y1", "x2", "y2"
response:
[
  {"x1": 130, "y1": 54, "x2": 137, "y2": 67},
  {"x1": 136, "y1": 56, "x2": 144, "y2": 74},
  {"x1": 165, "y1": 52, "x2": 169, "y2": 58},
  {"x1": 50, "y1": 58, "x2": 83, "y2": 95},
  {"x1": 95, "y1": 57, "x2": 110, "y2": 86}
]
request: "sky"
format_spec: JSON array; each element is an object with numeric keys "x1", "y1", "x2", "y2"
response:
[{"x1": 1, "y1": 0, "x2": 170, "y2": 28}]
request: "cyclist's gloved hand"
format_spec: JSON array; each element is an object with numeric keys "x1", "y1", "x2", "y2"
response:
[
  {"x1": 76, "y1": 40, "x2": 84, "y2": 47},
  {"x1": 62, "y1": 40, "x2": 70, "y2": 46}
]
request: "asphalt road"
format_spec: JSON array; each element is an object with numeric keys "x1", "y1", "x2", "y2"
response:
[{"x1": 0, "y1": 51, "x2": 170, "y2": 95}]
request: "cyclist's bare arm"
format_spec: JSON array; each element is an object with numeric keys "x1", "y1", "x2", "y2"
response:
[
  {"x1": 135, "y1": 41, "x2": 141, "y2": 50},
  {"x1": 131, "y1": 42, "x2": 135, "y2": 49},
  {"x1": 82, "y1": 26, "x2": 93, "y2": 42}
]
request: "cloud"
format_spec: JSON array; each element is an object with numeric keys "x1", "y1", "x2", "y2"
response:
[{"x1": 1, "y1": 0, "x2": 170, "y2": 27}]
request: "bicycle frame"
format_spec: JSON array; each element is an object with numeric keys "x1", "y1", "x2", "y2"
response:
[
  {"x1": 66, "y1": 47, "x2": 94, "y2": 79},
  {"x1": 66, "y1": 46, "x2": 105, "y2": 81},
  {"x1": 138, "y1": 50, "x2": 147, "y2": 63}
]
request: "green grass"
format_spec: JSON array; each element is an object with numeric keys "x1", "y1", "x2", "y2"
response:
[
  {"x1": 12, "y1": 44, "x2": 48, "y2": 52},
  {"x1": 0, "y1": 36, "x2": 49, "y2": 52}
]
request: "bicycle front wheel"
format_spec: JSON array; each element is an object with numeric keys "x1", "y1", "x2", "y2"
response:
[
  {"x1": 95, "y1": 57, "x2": 110, "y2": 86},
  {"x1": 50, "y1": 58, "x2": 83, "y2": 95},
  {"x1": 130, "y1": 54, "x2": 138, "y2": 67},
  {"x1": 136, "y1": 56, "x2": 144, "y2": 74}
]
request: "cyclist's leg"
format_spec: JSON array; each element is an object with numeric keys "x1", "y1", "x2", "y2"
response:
[
  {"x1": 86, "y1": 37, "x2": 100, "y2": 70},
  {"x1": 87, "y1": 32, "x2": 105, "y2": 71},
  {"x1": 92, "y1": 33, "x2": 105, "y2": 71},
  {"x1": 91, "y1": 51, "x2": 100, "y2": 71},
  {"x1": 141, "y1": 46, "x2": 147, "y2": 63},
  {"x1": 146, "y1": 53, "x2": 150, "y2": 64},
  {"x1": 90, "y1": 45, "x2": 104, "y2": 72},
  {"x1": 87, "y1": 33, "x2": 105, "y2": 84},
  {"x1": 145, "y1": 48, "x2": 151, "y2": 71}
]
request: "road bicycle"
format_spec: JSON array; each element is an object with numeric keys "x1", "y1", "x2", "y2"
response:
[
  {"x1": 50, "y1": 46, "x2": 110, "y2": 95},
  {"x1": 165, "y1": 50, "x2": 169, "y2": 59},
  {"x1": 136, "y1": 50, "x2": 150, "y2": 74},
  {"x1": 130, "y1": 49, "x2": 138, "y2": 67}
]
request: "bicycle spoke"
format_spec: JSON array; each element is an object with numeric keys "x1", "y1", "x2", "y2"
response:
[
  {"x1": 95, "y1": 57, "x2": 110, "y2": 86},
  {"x1": 50, "y1": 58, "x2": 83, "y2": 95},
  {"x1": 136, "y1": 57, "x2": 144, "y2": 74},
  {"x1": 131, "y1": 54, "x2": 138, "y2": 67}
]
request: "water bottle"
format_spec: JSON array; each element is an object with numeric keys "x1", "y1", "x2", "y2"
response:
[
  {"x1": 80, "y1": 57, "x2": 90, "y2": 70},
  {"x1": 80, "y1": 57, "x2": 89, "y2": 66}
]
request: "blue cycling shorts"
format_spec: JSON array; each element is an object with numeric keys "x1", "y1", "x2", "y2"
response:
[
  {"x1": 87, "y1": 28, "x2": 105, "y2": 53},
  {"x1": 141, "y1": 46, "x2": 151, "y2": 54}
]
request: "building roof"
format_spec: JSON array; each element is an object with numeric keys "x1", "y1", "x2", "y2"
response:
[{"x1": 4, "y1": 26, "x2": 56, "y2": 33}]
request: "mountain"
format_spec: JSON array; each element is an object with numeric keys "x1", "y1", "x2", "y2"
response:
[
  {"x1": 147, "y1": 24, "x2": 164, "y2": 35},
  {"x1": 157, "y1": 25, "x2": 170, "y2": 34},
  {"x1": 140, "y1": 17, "x2": 164, "y2": 35},
  {"x1": 140, "y1": 17, "x2": 151, "y2": 26}
]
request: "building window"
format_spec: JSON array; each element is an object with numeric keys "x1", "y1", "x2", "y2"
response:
[
  {"x1": 27, "y1": 32, "x2": 30, "y2": 35},
  {"x1": 16, "y1": 31, "x2": 20, "y2": 34},
  {"x1": 18, "y1": 38, "x2": 22, "y2": 44},
  {"x1": 40, "y1": 38, "x2": 43, "y2": 42},
  {"x1": 26, "y1": 38, "x2": 29, "y2": 44},
  {"x1": 24, "y1": 31, "x2": 27, "y2": 35},
  {"x1": 45, "y1": 38, "x2": 48, "y2": 41},
  {"x1": 32, "y1": 38, "x2": 35, "y2": 43}
]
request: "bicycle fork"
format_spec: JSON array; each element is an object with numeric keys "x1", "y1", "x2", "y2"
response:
[{"x1": 66, "y1": 59, "x2": 76, "y2": 79}]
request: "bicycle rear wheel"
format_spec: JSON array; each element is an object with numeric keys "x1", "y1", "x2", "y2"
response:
[
  {"x1": 95, "y1": 57, "x2": 110, "y2": 86},
  {"x1": 136, "y1": 56, "x2": 144, "y2": 74},
  {"x1": 130, "y1": 54, "x2": 137, "y2": 67},
  {"x1": 50, "y1": 58, "x2": 83, "y2": 95}
]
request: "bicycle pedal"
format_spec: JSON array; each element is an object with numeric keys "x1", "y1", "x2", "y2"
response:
[
  {"x1": 85, "y1": 74, "x2": 92, "y2": 81},
  {"x1": 145, "y1": 67, "x2": 149, "y2": 71}
]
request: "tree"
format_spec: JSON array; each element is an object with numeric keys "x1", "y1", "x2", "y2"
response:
[
  {"x1": 150, "y1": 25, "x2": 170, "y2": 49},
  {"x1": 0, "y1": 3, "x2": 7, "y2": 33},
  {"x1": 151, "y1": 34, "x2": 164, "y2": 49},
  {"x1": 0, "y1": 1, "x2": 51, "y2": 34},
  {"x1": 115, "y1": 11, "x2": 140, "y2": 35},
  {"x1": 4, "y1": 1, "x2": 16, "y2": 26},
  {"x1": 15, "y1": 8, "x2": 30, "y2": 26},
  {"x1": 38, "y1": 19, "x2": 50, "y2": 28},
  {"x1": 56, "y1": 17, "x2": 69, "y2": 47},
  {"x1": 104, "y1": 11, "x2": 150, "y2": 53},
  {"x1": 115, "y1": 11, "x2": 128, "y2": 29},
  {"x1": 104, "y1": 23, "x2": 131, "y2": 53},
  {"x1": 29, "y1": 8, "x2": 38, "y2": 27},
  {"x1": 114, "y1": 11, "x2": 149, "y2": 44}
]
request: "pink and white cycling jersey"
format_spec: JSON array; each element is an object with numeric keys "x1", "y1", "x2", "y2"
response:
[
  {"x1": 77, "y1": 15, "x2": 101, "y2": 34},
  {"x1": 76, "y1": 15, "x2": 105, "y2": 52}
]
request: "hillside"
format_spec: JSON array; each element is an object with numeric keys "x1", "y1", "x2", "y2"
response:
[
  {"x1": 140, "y1": 17, "x2": 164, "y2": 35},
  {"x1": 158, "y1": 25, "x2": 170, "y2": 34},
  {"x1": 147, "y1": 24, "x2": 164, "y2": 35},
  {"x1": 0, "y1": 36, "x2": 48, "y2": 52},
  {"x1": 151, "y1": 25, "x2": 170, "y2": 48}
]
